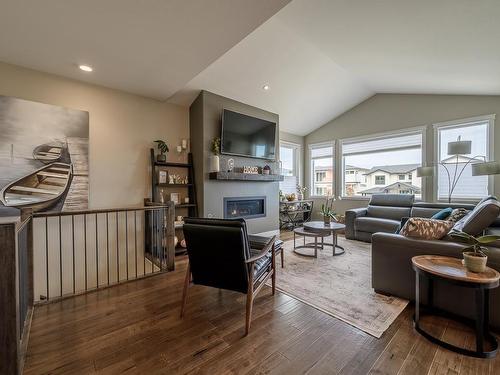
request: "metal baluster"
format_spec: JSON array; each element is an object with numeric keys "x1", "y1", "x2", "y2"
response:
[
  {"x1": 84, "y1": 214, "x2": 87, "y2": 291},
  {"x1": 116, "y1": 211, "x2": 119, "y2": 282},
  {"x1": 106, "y1": 213, "x2": 110, "y2": 285},
  {"x1": 134, "y1": 210, "x2": 138, "y2": 279},
  {"x1": 59, "y1": 216, "x2": 62, "y2": 297},
  {"x1": 150, "y1": 210, "x2": 154, "y2": 274},
  {"x1": 45, "y1": 217, "x2": 49, "y2": 300},
  {"x1": 72, "y1": 215, "x2": 75, "y2": 294},
  {"x1": 125, "y1": 211, "x2": 129, "y2": 280},
  {"x1": 95, "y1": 213, "x2": 99, "y2": 289}
]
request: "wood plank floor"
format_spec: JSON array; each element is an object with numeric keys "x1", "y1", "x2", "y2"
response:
[{"x1": 24, "y1": 255, "x2": 499, "y2": 374}]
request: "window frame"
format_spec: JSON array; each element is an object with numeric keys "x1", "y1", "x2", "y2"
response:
[
  {"x1": 338, "y1": 126, "x2": 426, "y2": 200},
  {"x1": 309, "y1": 141, "x2": 335, "y2": 198},
  {"x1": 433, "y1": 114, "x2": 495, "y2": 202},
  {"x1": 279, "y1": 141, "x2": 301, "y2": 181}
]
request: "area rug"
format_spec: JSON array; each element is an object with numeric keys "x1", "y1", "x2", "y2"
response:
[{"x1": 268, "y1": 235, "x2": 408, "y2": 338}]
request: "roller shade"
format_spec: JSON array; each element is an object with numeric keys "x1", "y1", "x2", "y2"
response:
[{"x1": 342, "y1": 132, "x2": 422, "y2": 156}]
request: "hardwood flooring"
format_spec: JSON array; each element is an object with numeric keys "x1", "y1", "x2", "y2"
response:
[{"x1": 24, "y1": 255, "x2": 499, "y2": 374}]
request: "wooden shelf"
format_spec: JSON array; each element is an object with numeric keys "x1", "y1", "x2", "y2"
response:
[
  {"x1": 156, "y1": 183, "x2": 193, "y2": 187},
  {"x1": 175, "y1": 204, "x2": 196, "y2": 208},
  {"x1": 209, "y1": 171, "x2": 284, "y2": 182},
  {"x1": 154, "y1": 161, "x2": 192, "y2": 168}
]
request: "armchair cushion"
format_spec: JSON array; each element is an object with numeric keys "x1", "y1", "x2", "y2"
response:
[{"x1": 249, "y1": 248, "x2": 272, "y2": 279}]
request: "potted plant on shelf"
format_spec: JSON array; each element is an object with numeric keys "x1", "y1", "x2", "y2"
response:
[
  {"x1": 449, "y1": 231, "x2": 500, "y2": 273},
  {"x1": 210, "y1": 137, "x2": 221, "y2": 172},
  {"x1": 296, "y1": 185, "x2": 307, "y2": 200},
  {"x1": 154, "y1": 140, "x2": 169, "y2": 162}
]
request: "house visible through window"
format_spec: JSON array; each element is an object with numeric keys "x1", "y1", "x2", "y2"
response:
[
  {"x1": 340, "y1": 130, "x2": 423, "y2": 198},
  {"x1": 310, "y1": 143, "x2": 334, "y2": 197},
  {"x1": 435, "y1": 116, "x2": 493, "y2": 200},
  {"x1": 279, "y1": 141, "x2": 300, "y2": 195}
]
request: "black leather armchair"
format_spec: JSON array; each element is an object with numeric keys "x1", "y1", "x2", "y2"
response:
[{"x1": 180, "y1": 217, "x2": 276, "y2": 335}]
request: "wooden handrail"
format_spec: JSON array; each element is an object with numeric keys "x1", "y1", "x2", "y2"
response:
[{"x1": 32, "y1": 202, "x2": 173, "y2": 218}]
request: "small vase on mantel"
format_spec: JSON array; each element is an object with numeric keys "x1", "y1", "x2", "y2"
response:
[{"x1": 210, "y1": 155, "x2": 220, "y2": 172}]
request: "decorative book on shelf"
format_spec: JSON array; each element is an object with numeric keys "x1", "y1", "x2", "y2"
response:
[{"x1": 150, "y1": 148, "x2": 198, "y2": 219}]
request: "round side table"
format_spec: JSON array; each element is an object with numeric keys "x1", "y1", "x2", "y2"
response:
[
  {"x1": 292, "y1": 227, "x2": 329, "y2": 258},
  {"x1": 412, "y1": 255, "x2": 500, "y2": 358},
  {"x1": 303, "y1": 221, "x2": 345, "y2": 256}
]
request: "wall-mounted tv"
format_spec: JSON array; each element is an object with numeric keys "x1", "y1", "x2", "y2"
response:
[{"x1": 221, "y1": 109, "x2": 276, "y2": 160}]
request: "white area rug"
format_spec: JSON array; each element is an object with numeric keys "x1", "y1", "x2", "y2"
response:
[{"x1": 269, "y1": 235, "x2": 408, "y2": 338}]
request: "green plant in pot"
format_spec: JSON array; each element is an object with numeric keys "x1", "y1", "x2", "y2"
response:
[
  {"x1": 320, "y1": 204, "x2": 336, "y2": 226},
  {"x1": 154, "y1": 140, "x2": 169, "y2": 162},
  {"x1": 449, "y1": 231, "x2": 500, "y2": 273},
  {"x1": 210, "y1": 137, "x2": 221, "y2": 172}
]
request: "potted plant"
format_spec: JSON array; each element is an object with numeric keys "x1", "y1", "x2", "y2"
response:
[
  {"x1": 296, "y1": 185, "x2": 307, "y2": 200},
  {"x1": 154, "y1": 140, "x2": 169, "y2": 162},
  {"x1": 320, "y1": 203, "x2": 336, "y2": 226},
  {"x1": 449, "y1": 231, "x2": 500, "y2": 273},
  {"x1": 210, "y1": 137, "x2": 221, "y2": 172}
]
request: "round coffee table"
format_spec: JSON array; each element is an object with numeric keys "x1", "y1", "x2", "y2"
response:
[
  {"x1": 303, "y1": 221, "x2": 345, "y2": 256},
  {"x1": 412, "y1": 255, "x2": 500, "y2": 358}
]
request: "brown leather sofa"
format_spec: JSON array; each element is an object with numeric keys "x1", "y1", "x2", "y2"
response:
[{"x1": 371, "y1": 197, "x2": 500, "y2": 329}]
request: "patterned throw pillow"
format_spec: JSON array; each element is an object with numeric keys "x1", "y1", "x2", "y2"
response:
[
  {"x1": 399, "y1": 218, "x2": 454, "y2": 240},
  {"x1": 446, "y1": 208, "x2": 468, "y2": 223}
]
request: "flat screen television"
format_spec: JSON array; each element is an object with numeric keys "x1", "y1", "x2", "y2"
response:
[{"x1": 221, "y1": 109, "x2": 276, "y2": 160}]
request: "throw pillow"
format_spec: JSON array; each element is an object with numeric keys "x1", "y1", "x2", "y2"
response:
[
  {"x1": 400, "y1": 218, "x2": 454, "y2": 240},
  {"x1": 452, "y1": 199, "x2": 500, "y2": 236},
  {"x1": 446, "y1": 208, "x2": 468, "y2": 223},
  {"x1": 431, "y1": 207, "x2": 453, "y2": 220}
]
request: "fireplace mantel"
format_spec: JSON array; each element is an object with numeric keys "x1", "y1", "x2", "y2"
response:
[{"x1": 209, "y1": 171, "x2": 284, "y2": 182}]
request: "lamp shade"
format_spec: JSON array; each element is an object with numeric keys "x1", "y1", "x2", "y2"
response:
[
  {"x1": 447, "y1": 140, "x2": 471, "y2": 155},
  {"x1": 416, "y1": 166, "x2": 435, "y2": 177},
  {"x1": 472, "y1": 161, "x2": 500, "y2": 176}
]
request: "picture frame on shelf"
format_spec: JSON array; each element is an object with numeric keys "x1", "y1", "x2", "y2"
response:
[
  {"x1": 170, "y1": 192, "x2": 180, "y2": 205},
  {"x1": 158, "y1": 170, "x2": 168, "y2": 184}
]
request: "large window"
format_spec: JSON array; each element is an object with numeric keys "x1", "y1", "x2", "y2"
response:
[
  {"x1": 340, "y1": 129, "x2": 423, "y2": 198},
  {"x1": 279, "y1": 141, "x2": 300, "y2": 194},
  {"x1": 435, "y1": 116, "x2": 493, "y2": 201},
  {"x1": 310, "y1": 143, "x2": 334, "y2": 196}
]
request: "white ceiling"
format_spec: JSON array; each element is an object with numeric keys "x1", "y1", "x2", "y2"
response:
[
  {"x1": 0, "y1": 0, "x2": 290, "y2": 99},
  {"x1": 1, "y1": 0, "x2": 500, "y2": 136},
  {"x1": 171, "y1": 0, "x2": 500, "y2": 135}
]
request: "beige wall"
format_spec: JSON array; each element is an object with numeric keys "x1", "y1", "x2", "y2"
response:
[
  {"x1": 305, "y1": 94, "x2": 500, "y2": 216},
  {"x1": 0, "y1": 62, "x2": 189, "y2": 208}
]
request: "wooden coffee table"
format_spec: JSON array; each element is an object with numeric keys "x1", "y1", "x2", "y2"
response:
[
  {"x1": 412, "y1": 255, "x2": 500, "y2": 358},
  {"x1": 302, "y1": 221, "x2": 345, "y2": 256}
]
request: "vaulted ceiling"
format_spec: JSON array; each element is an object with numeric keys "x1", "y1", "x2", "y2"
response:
[{"x1": 1, "y1": 0, "x2": 499, "y2": 136}]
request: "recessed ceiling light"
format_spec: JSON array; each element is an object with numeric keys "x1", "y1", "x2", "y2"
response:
[
  {"x1": 79, "y1": 65, "x2": 93, "y2": 72},
  {"x1": 262, "y1": 85, "x2": 270, "y2": 91}
]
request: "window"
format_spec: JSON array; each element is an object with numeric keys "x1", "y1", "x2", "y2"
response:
[
  {"x1": 310, "y1": 143, "x2": 334, "y2": 197},
  {"x1": 316, "y1": 171, "x2": 326, "y2": 182},
  {"x1": 434, "y1": 116, "x2": 494, "y2": 201},
  {"x1": 279, "y1": 141, "x2": 301, "y2": 195},
  {"x1": 340, "y1": 129, "x2": 423, "y2": 198}
]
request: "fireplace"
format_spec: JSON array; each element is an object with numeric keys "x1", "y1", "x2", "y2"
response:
[{"x1": 223, "y1": 196, "x2": 266, "y2": 219}]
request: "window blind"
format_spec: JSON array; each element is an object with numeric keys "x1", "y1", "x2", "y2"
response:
[{"x1": 342, "y1": 132, "x2": 422, "y2": 156}]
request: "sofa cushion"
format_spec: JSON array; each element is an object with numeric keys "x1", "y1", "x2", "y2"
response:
[
  {"x1": 447, "y1": 208, "x2": 469, "y2": 223},
  {"x1": 431, "y1": 207, "x2": 453, "y2": 220},
  {"x1": 355, "y1": 216, "x2": 400, "y2": 234},
  {"x1": 367, "y1": 205, "x2": 411, "y2": 221},
  {"x1": 400, "y1": 218, "x2": 453, "y2": 240},
  {"x1": 369, "y1": 194, "x2": 414, "y2": 207},
  {"x1": 452, "y1": 199, "x2": 500, "y2": 236},
  {"x1": 411, "y1": 206, "x2": 442, "y2": 218}
]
